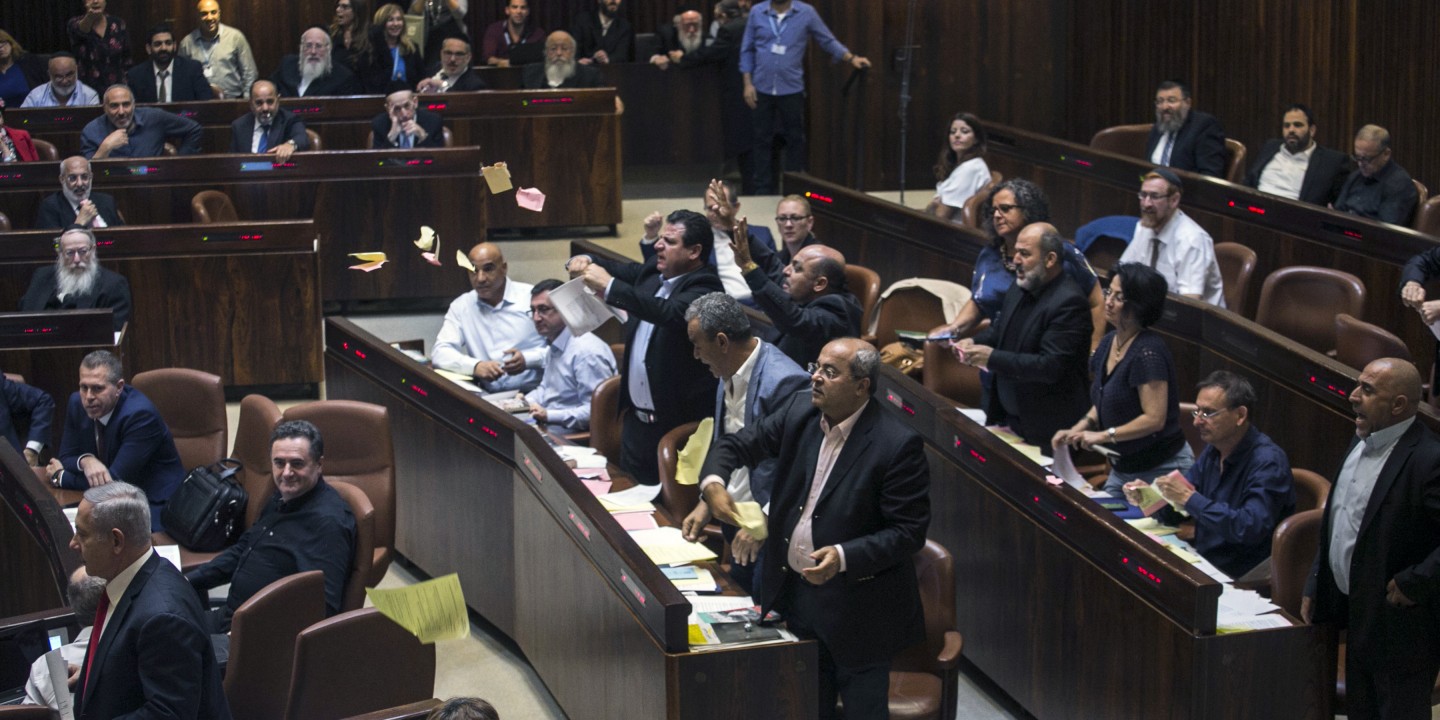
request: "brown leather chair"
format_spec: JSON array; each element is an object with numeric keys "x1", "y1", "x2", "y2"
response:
[
  {"x1": 1088, "y1": 123, "x2": 1151, "y2": 159},
  {"x1": 868, "y1": 286, "x2": 949, "y2": 350},
  {"x1": 209, "y1": 83, "x2": 224, "y2": 97},
  {"x1": 0, "y1": 211, "x2": 9, "y2": 232},
  {"x1": 131, "y1": 368, "x2": 227, "y2": 471},
  {"x1": 1415, "y1": 194, "x2": 1440, "y2": 237},
  {"x1": 191, "y1": 189, "x2": 239, "y2": 224},
  {"x1": 959, "y1": 171, "x2": 1002, "y2": 229},
  {"x1": 224, "y1": 571, "x2": 328, "y2": 720},
  {"x1": 655, "y1": 420, "x2": 725, "y2": 553},
  {"x1": 364, "y1": 126, "x2": 453, "y2": 149},
  {"x1": 340, "y1": 699, "x2": 443, "y2": 720},
  {"x1": 284, "y1": 608, "x2": 436, "y2": 720},
  {"x1": 1267, "y1": 508, "x2": 1322, "y2": 618},
  {"x1": 283, "y1": 400, "x2": 396, "y2": 587},
  {"x1": 330, "y1": 479, "x2": 377, "y2": 611},
  {"x1": 233, "y1": 394, "x2": 285, "y2": 528},
  {"x1": 1414, "y1": 179, "x2": 1431, "y2": 227},
  {"x1": 1334, "y1": 313, "x2": 1411, "y2": 372},
  {"x1": 1222, "y1": 138, "x2": 1247, "y2": 184},
  {"x1": 1290, "y1": 468, "x2": 1331, "y2": 514},
  {"x1": 844, "y1": 264, "x2": 882, "y2": 336},
  {"x1": 879, "y1": 539, "x2": 964, "y2": 720},
  {"x1": 306, "y1": 128, "x2": 323, "y2": 151},
  {"x1": 920, "y1": 338, "x2": 982, "y2": 408},
  {"x1": 1254, "y1": 266, "x2": 1366, "y2": 354},
  {"x1": 0, "y1": 707, "x2": 59, "y2": 718},
  {"x1": 31, "y1": 139, "x2": 59, "y2": 162},
  {"x1": 1213, "y1": 242, "x2": 1257, "y2": 316},
  {"x1": 588, "y1": 375, "x2": 623, "y2": 460}
]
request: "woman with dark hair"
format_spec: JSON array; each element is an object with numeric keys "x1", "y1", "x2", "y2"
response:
[
  {"x1": 359, "y1": 3, "x2": 423, "y2": 93},
  {"x1": 930, "y1": 178, "x2": 1104, "y2": 347},
  {"x1": 925, "y1": 112, "x2": 990, "y2": 222},
  {"x1": 330, "y1": 0, "x2": 372, "y2": 71},
  {"x1": 67, "y1": 0, "x2": 130, "y2": 90},
  {"x1": 1053, "y1": 263, "x2": 1192, "y2": 496}
]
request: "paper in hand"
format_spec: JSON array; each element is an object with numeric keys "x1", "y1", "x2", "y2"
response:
[
  {"x1": 548, "y1": 276, "x2": 620, "y2": 337},
  {"x1": 348, "y1": 251, "x2": 388, "y2": 272},
  {"x1": 482, "y1": 162, "x2": 513, "y2": 193},
  {"x1": 516, "y1": 187, "x2": 546, "y2": 212}
]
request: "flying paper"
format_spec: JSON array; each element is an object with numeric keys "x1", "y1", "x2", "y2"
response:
[
  {"x1": 517, "y1": 187, "x2": 546, "y2": 212},
  {"x1": 348, "y1": 251, "x2": 387, "y2": 272},
  {"x1": 456, "y1": 250, "x2": 475, "y2": 271},
  {"x1": 482, "y1": 162, "x2": 513, "y2": 193},
  {"x1": 415, "y1": 226, "x2": 442, "y2": 265}
]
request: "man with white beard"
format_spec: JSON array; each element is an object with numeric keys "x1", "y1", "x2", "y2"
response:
[
  {"x1": 270, "y1": 27, "x2": 362, "y2": 97},
  {"x1": 652, "y1": 9, "x2": 704, "y2": 65},
  {"x1": 521, "y1": 31, "x2": 603, "y2": 89},
  {"x1": 19, "y1": 228, "x2": 132, "y2": 332},
  {"x1": 21, "y1": 54, "x2": 101, "y2": 107},
  {"x1": 35, "y1": 156, "x2": 124, "y2": 229}
]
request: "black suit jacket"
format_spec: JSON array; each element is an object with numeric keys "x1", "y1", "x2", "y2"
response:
[
  {"x1": 35, "y1": 191, "x2": 125, "y2": 229},
  {"x1": 77, "y1": 553, "x2": 231, "y2": 720},
  {"x1": 1307, "y1": 421, "x2": 1440, "y2": 670},
  {"x1": 744, "y1": 266, "x2": 862, "y2": 366},
  {"x1": 57, "y1": 386, "x2": 186, "y2": 530},
  {"x1": 521, "y1": 63, "x2": 605, "y2": 89},
  {"x1": 271, "y1": 55, "x2": 363, "y2": 97},
  {"x1": 1145, "y1": 109, "x2": 1227, "y2": 178},
  {"x1": 230, "y1": 107, "x2": 310, "y2": 153},
  {"x1": 702, "y1": 393, "x2": 930, "y2": 667},
  {"x1": 592, "y1": 255, "x2": 721, "y2": 424},
  {"x1": 570, "y1": 11, "x2": 634, "y2": 62},
  {"x1": 1243, "y1": 139, "x2": 1352, "y2": 206},
  {"x1": 972, "y1": 273, "x2": 1092, "y2": 446},
  {"x1": 369, "y1": 109, "x2": 446, "y2": 149},
  {"x1": 0, "y1": 373, "x2": 53, "y2": 453},
  {"x1": 125, "y1": 56, "x2": 215, "y2": 103},
  {"x1": 20, "y1": 265, "x2": 132, "y2": 331},
  {"x1": 420, "y1": 63, "x2": 488, "y2": 92}
]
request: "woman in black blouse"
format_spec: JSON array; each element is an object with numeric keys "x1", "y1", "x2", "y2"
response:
[{"x1": 1053, "y1": 263, "x2": 1193, "y2": 496}]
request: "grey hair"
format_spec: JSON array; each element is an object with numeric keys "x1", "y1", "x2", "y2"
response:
[
  {"x1": 81, "y1": 350, "x2": 124, "y2": 384},
  {"x1": 1037, "y1": 228, "x2": 1066, "y2": 260},
  {"x1": 83, "y1": 482, "x2": 151, "y2": 548},
  {"x1": 982, "y1": 179, "x2": 1050, "y2": 246},
  {"x1": 850, "y1": 343, "x2": 880, "y2": 388},
  {"x1": 1356, "y1": 124, "x2": 1391, "y2": 150},
  {"x1": 57, "y1": 227, "x2": 98, "y2": 250},
  {"x1": 68, "y1": 575, "x2": 108, "y2": 621},
  {"x1": 684, "y1": 292, "x2": 753, "y2": 342}
]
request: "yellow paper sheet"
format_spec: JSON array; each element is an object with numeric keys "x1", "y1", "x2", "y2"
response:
[
  {"x1": 364, "y1": 572, "x2": 470, "y2": 643},
  {"x1": 598, "y1": 496, "x2": 655, "y2": 513},
  {"x1": 733, "y1": 501, "x2": 767, "y2": 540},
  {"x1": 482, "y1": 163, "x2": 513, "y2": 193},
  {"x1": 349, "y1": 251, "x2": 387, "y2": 263},
  {"x1": 628, "y1": 527, "x2": 719, "y2": 565},
  {"x1": 414, "y1": 226, "x2": 437, "y2": 251},
  {"x1": 456, "y1": 250, "x2": 475, "y2": 271},
  {"x1": 433, "y1": 368, "x2": 475, "y2": 383},
  {"x1": 1125, "y1": 518, "x2": 1179, "y2": 536},
  {"x1": 1166, "y1": 545, "x2": 1203, "y2": 564},
  {"x1": 675, "y1": 418, "x2": 713, "y2": 485}
]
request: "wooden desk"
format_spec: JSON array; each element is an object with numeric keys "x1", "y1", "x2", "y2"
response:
[
  {"x1": 0, "y1": 310, "x2": 122, "y2": 451},
  {"x1": 0, "y1": 440, "x2": 79, "y2": 619},
  {"x1": 0, "y1": 150, "x2": 481, "y2": 309},
  {"x1": 874, "y1": 365, "x2": 1331, "y2": 719},
  {"x1": 0, "y1": 221, "x2": 321, "y2": 395},
  {"x1": 323, "y1": 318, "x2": 817, "y2": 720}
]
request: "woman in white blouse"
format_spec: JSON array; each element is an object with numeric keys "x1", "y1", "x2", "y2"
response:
[{"x1": 925, "y1": 112, "x2": 991, "y2": 222}]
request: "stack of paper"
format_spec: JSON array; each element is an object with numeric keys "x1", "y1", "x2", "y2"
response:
[
  {"x1": 1216, "y1": 585, "x2": 1289, "y2": 633},
  {"x1": 627, "y1": 527, "x2": 718, "y2": 566}
]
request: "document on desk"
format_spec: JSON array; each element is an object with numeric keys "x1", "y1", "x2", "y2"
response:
[
  {"x1": 628, "y1": 526, "x2": 718, "y2": 566},
  {"x1": 550, "y1": 277, "x2": 620, "y2": 337},
  {"x1": 611, "y1": 511, "x2": 658, "y2": 531},
  {"x1": 433, "y1": 367, "x2": 484, "y2": 393},
  {"x1": 365, "y1": 572, "x2": 470, "y2": 643},
  {"x1": 1050, "y1": 444, "x2": 1089, "y2": 489}
]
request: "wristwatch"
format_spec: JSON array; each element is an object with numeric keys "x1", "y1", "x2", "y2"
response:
[{"x1": 1106, "y1": 427, "x2": 1117, "y2": 443}]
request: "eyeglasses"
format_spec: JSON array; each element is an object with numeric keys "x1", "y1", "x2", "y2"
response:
[
  {"x1": 1191, "y1": 407, "x2": 1232, "y2": 420},
  {"x1": 61, "y1": 248, "x2": 92, "y2": 259},
  {"x1": 1137, "y1": 190, "x2": 1175, "y2": 201},
  {"x1": 530, "y1": 305, "x2": 555, "y2": 316},
  {"x1": 301, "y1": 42, "x2": 328, "y2": 51},
  {"x1": 1352, "y1": 151, "x2": 1386, "y2": 165},
  {"x1": 992, "y1": 203, "x2": 1019, "y2": 214},
  {"x1": 775, "y1": 214, "x2": 810, "y2": 225},
  {"x1": 806, "y1": 362, "x2": 847, "y2": 381},
  {"x1": 1102, "y1": 287, "x2": 1125, "y2": 302}
]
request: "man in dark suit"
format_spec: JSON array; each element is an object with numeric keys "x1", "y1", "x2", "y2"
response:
[
  {"x1": 1145, "y1": 80, "x2": 1227, "y2": 178},
  {"x1": 370, "y1": 87, "x2": 446, "y2": 149},
  {"x1": 569, "y1": 209, "x2": 723, "y2": 485},
  {"x1": 35, "y1": 156, "x2": 124, "y2": 229},
  {"x1": 69, "y1": 481, "x2": 230, "y2": 719},
  {"x1": 417, "y1": 38, "x2": 488, "y2": 93},
  {"x1": 521, "y1": 31, "x2": 605, "y2": 89},
  {"x1": 125, "y1": 24, "x2": 214, "y2": 103},
  {"x1": 569, "y1": 0, "x2": 634, "y2": 64},
  {"x1": 20, "y1": 228, "x2": 132, "y2": 332},
  {"x1": 45, "y1": 351, "x2": 185, "y2": 531},
  {"x1": 1304, "y1": 357, "x2": 1440, "y2": 720},
  {"x1": 679, "y1": 291, "x2": 810, "y2": 594},
  {"x1": 1333, "y1": 124, "x2": 1419, "y2": 226},
  {"x1": 272, "y1": 27, "x2": 364, "y2": 97},
  {"x1": 0, "y1": 372, "x2": 53, "y2": 465},
  {"x1": 230, "y1": 80, "x2": 308, "y2": 162},
  {"x1": 660, "y1": 2, "x2": 753, "y2": 190},
  {"x1": 957, "y1": 223, "x2": 1092, "y2": 446},
  {"x1": 1243, "y1": 103, "x2": 1351, "y2": 206},
  {"x1": 733, "y1": 223, "x2": 862, "y2": 366},
  {"x1": 653, "y1": 9, "x2": 705, "y2": 57},
  {"x1": 698, "y1": 337, "x2": 930, "y2": 719}
]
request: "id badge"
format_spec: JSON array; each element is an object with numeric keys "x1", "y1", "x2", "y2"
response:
[
  {"x1": 770, "y1": 43, "x2": 787, "y2": 55},
  {"x1": 203, "y1": 65, "x2": 214, "y2": 78}
]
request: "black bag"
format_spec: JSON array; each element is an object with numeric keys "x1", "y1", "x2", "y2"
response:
[{"x1": 160, "y1": 458, "x2": 247, "y2": 552}]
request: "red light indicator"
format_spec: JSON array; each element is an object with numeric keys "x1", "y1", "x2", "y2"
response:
[
  {"x1": 426, "y1": 103, "x2": 447, "y2": 110},
  {"x1": 480, "y1": 426, "x2": 499, "y2": 438},
  {"x1": 354, "y1": 350, "x2": 367, "y2": 359},
  {"x1": 1073, "y1": 159, "x2": 1093, "y2": 167},
  {"x1": 1247, "y1": 205, "x2": 1265, "y2": 215},
  {"x1": 409, "y1": 384, "x2": 428, "y2": 397},
  {"x1": 804, "y1": 191, "x2": 834, "y2": 204}
]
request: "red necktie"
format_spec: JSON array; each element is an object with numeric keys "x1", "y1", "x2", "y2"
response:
[{"x1": 79, "y1": 590, "x2": 111, "y2": 701}]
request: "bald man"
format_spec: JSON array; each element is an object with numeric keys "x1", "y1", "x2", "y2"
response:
[
  {"x1": 178, "y1": 0, "x2": 259, "y2": 99},
  {"x1": 230, "y1": 80, "x2": 308, "y2": 162},
  {"x1": 1305, "y1": 358, "x2": 1440, "y2": 719},
  {"x1": 730, "y1": 218, "x2": 861, "y2": 366},
  {"x1": 521, "y1": 31, "x2": 604, "y2": 89},
  {"x1": 432, "y1": 243, "x2": 547, "y2": 393}
]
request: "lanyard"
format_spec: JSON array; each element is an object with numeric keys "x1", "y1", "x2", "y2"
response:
[{"x1": 767, "y1": 10, "x2": 788, "y2": 42}]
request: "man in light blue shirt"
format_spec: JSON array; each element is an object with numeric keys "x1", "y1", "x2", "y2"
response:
[
  {"x1": 739, "y1": 0, "x2": 869, "y2": 194},
  {"x1": 21, "y1": 54, "x2": 101, "y2": 108},
  {"x1": 432, "y1": 242, "x2": 547, "y2": 393},
  {"x1": 524, "y1": 279, "x2": 617, "y2": 431}
]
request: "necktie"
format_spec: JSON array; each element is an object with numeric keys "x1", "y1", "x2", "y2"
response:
[
  {"x1": 78, "y1": 590, "x2": 111, "y2": 702},
  {"x1": 1149, "y1": 236, "x2": 1162, "y2": 269},
  {"x1": 1160, "y1": 133, "x2": 1175, "y2": 166},
  {"x1": 158, "y1": 70, "x2": 169, "y2": 103},
  {"x1": 94, "y1": 421, "x2": 107, "y2": 464},
  {"x1": 400, "y1": 132, "x2": 413, "y2": 149},
  {"x1": 256, "y1": 124, "x2": 270, "y2": 153},
  {"x1": 391, "y1": 48, "x2": 404, "y2": 80}
]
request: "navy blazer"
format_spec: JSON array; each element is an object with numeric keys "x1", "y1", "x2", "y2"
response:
[
  {"x1": 1307, "y1": 421, "x2": 1440, "y2": 670},
  {"x1": 230, "y1": 107, "x2": 310, "y2": 153},
  {"x1": 125, "y1": 56, "x2": 215, "y2": 103},
  {"x1": 1145, "y1": 109, "x2": 1227, "y2": 178},
  {"x1": 711, "y1": 340, "x2": 810, "y2": 506},
  {"x1": 702, "y1": 392, "x2": 930, "y2": 667},
  {"x1": 57, "y1": 386, "x2": 186, "y2": 530},
  {"x1": 1243, "y1": 139, "x2": 1352, "y2": 206},
  {"x1": 0, "y1": 374, "x2": 54, "y2": 453},
  {"x1": 370, "y1": 109, "x2": 446, "y2": 149},
  {"x1": 77, "y1": 553, "x2": 231, "y2": 720},
  {"x1": 19, "y1": 265, "x2": 132, "y2": 332},
  {"x1": 35, "y1": 191, "x2": 125, "y2": 229}
]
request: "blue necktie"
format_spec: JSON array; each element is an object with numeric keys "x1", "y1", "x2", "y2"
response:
[
  {"x1": 256, "y1": 124, "x2": 270, "y2": 153},
  {"x1": 1161, "y1": 133, "x2": 1175, "y2": 166}
]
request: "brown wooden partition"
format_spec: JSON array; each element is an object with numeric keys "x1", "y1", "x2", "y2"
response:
[
  {"x1": 0, "y1": 440, "x2": 80, "y2": 619},
  {"x1": 0, "y1": 310, "x2": 122, "y2": 451}
]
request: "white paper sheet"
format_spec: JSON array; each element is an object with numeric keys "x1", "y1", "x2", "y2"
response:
[{"x1": 550, "y1": 277, "x2": 621, "y2": 337}]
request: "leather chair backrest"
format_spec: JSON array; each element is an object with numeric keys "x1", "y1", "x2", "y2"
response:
[
  {"x1": 1213, "y1": 242, "x2": 1257, "y2": 316},
  {"x1": 285, "y1": 608, "x2": 435, "y2": 720},
  {"x1": 1334, "y1": 312, "x2": 1412, "y2": 371},
  {"x1": 872, "y1": 286, "x2": 947, "y2": 349},
  {"x1": 1416, "y1": 195, "x2": 1440, "y2": 237},
  {"x1": 843, "y1": 264, "x2": 882, "y2": 336},
  {"x1": 329, "y1": 480, "x2": 376, "y2": 612},
  {"x1": 31, "y1": 139, "x2": 59, "y2": 162},
  {"x1": 892, "y1": 539, "x2": 956, "y2": 674},
  {"x1": 1089, "y1": 124, "x2": 1152, "y2": 160},
  {"x1": 191, "y1": 189, "x2": 239, "y2": 224},
  {"x1": 339, "y1": 699, "x2": 444, "y2": 720},
  {"x1": 130, "y1": 368, "x2": 227, "y2": 471},
  {"x1": 283, "y1": 400, "x2": 395, "y2": 587},
  {"x1": 656, "y1": 420, "x2": 702, "y2": 526},
  {"x1": 1254, "y1": 266, "x2": 1366, "y2": 354},
  {"x1": 234, "y1": 394, "x2": 284, "y2": 529},
  {"x1": 0, "y1": 211, "x2": 9, "y2": 232},
  {"x1": 921, "y1": 339, "x2": 982, "y2": 408},
  {"x1": 224, "y1": 571, "x2": 327, "y2": 720},
  {"x1": 588, "y1": 375, "x2": 622, "y2": 460},
  {"x1": 1291, "y1": 468, "x2": 1331, "y2": 514},
  {"x1": 959, "y1": 171, "x2": 1003, "y2": 229},
  {"x1": 306, "y1": 128, "x2": 323, "y2": 151},
  {"x1": 1177, "y1": 402, "x2": 1202, "y2": 456},
  {"x1": 1223, "y1": 138, "x2": 1247, "y2": 184},
  {"x1": 0, "y1": 706, "x2": 60, "y2": 718},
  {"x1": 1269, "y1": 508, "x2": 1323, "y2": 617},
  {"x1": 1414, "y1": 179, "x2": 1431, "y2": 227}
]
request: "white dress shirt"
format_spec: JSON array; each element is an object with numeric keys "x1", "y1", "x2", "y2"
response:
[
  {"x1": 432, "y1": 278, "x2": 547, "y2": 392},
  {"x1": 1328, "y1": 417, "x2": 1415, "y2": 594},
  {"x1": 1119, "y1": 209, "x2": 1226, "y2": 308},
  {"x1": 153, "y1": 63, "x2": 173, "y2": 103},
  {"x1": 719, "y1": 341, "x2": 762, "y2": 502},
  {"x1": 1257, "y1": 142, "x2": 1315, "y2": 201}
]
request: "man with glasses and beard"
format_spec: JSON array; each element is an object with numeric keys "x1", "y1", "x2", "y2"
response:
[
  {"x1": 21, "y1": 54, "x2": 101, "y2": 107},
  {"x1": 36, "y1": 156, "x2": 124, "y2": 229},
  {"x1": 1118, "y1": 168, "x2": 1226, "y2": 307},
  {"x1": 521, "y1": 31, "x2": 603, "y2": 89},
  {"x1": 271, "y1": 27, "x2": 362, "y2": 97},
  {"x1": 1145, "y1": 79, "x2": 1226, "y2": 178},
  {"x1": 20, "y1": 228, "x2": 132, "y2": 332},
  {"x1": 1333, "y1": 124, "x2": 1419, "y2": 226}
]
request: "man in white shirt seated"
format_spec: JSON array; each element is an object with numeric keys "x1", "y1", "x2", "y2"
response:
[
  {"x1": 524, "y1": 279, "x2": 618, "y2": 431},
  {"x1": 24, "y1": 568, "x2": 106, "y2": 710},
  {"x1": 433, "y1": 242, "x2": 547, "y2": 393},
  {"x1": 1118, "y1": 167, "x2": 1226, "y2": 308},
  {"x1": 1243, "y1": 103, "x2": 1351, "y2": 207}
]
